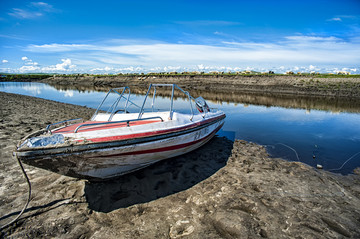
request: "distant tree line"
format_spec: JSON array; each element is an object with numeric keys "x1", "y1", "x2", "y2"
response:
[{"x1": 1, "y1": 72, "x2": 359, "y2": 80}]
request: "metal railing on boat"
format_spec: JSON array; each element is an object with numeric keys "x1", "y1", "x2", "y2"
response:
[
  {"x1": 139, "y1": 84, "x2": 209, "y2": 121},
  {"x1": 46, "y1": 118, "x2": 83, "y2": 134},
  {"x1": 91, "y1": 87, "x2": 142, "y2": 122},
  {"x1": 46, "y1": 84, "x2": 211, "y2": 135}
]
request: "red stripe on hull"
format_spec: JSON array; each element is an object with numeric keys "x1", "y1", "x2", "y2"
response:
[
  {"x1": 91, "y1": 123, "x2": 223, "y2": 159},
  {"x1": 53, "y1": 120, "x2": 161, "y2": 134},
  {"x1": 82, "y1": 114, "x2": 225, "y2": 143}
]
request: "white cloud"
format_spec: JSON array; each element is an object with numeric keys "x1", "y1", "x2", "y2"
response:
[
  {"x1": 10, "y1": 34, "x2": 360, "y2": 74},
  {"x1": 30, "y1": 2, "x2": 56, "y2": 12},
  {"x1": 327, "y1": 15, "x2": 358, "y2": 22},
  {"x1": 21, "y1": 56, "x2": 39, "y2": 66},
  {"x1": 19, "y1": 65, "x2": 40, "y2": 72},
  {"x1": 8, "y1": 8, "x2": 42, "y2": 19},
  {"x1": 2, "y1": 60, "x2": 8, "y2": 63},
  {"x1": 25, "y1": 35, "x2": 360, "y2": 68},
  {"x1": 8, "y1": 2, "x2": 57, "y2": 19},
  {"x1": 328, "y1": 17, "x2": 342, "y2": 22},
  {"x1": 176, "y1": 20, "x2": 242, "y2": 26},
  {"x1": 163, "y1": 66, "x2": 182, "y2": 72},
  {"x1": 197, "y1": 64, "x2": 205, "y2": 70},
  {"x1": 17, "y1": 58, "x2": 76, "y2": 73},
  {"x1": 42, "y1": 58, "x2": 76, "y2": 71},
  {"x1": 284, "y1": 35, "x2": 341, "y2": 42},
  {"x1": 26, "y1": 43, "x2": 95, "y2": 52},
  {"x1": 90, "y1": 66, "x2": 143, "y2": 73}
]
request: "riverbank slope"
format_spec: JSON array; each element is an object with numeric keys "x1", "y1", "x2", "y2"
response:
[{"x1": 4, "y1": 74, "x2": 360, "y2": 98}]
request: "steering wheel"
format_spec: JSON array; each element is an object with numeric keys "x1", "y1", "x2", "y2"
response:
[{"x1": 114, "y1": 109, "x2": 130, "y2": 114}]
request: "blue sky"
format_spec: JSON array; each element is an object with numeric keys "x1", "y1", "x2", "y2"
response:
[{"x1": 1, "y1": 0, "x2": 360, "y2": 74}]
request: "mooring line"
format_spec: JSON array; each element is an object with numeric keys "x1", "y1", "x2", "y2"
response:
[
  {"x1": 0, "y1": 153, "x2": 31, "y2": 231},
  {"x1": 265, "y1": 143, "x2": 360, "y2": 173},
  {"x1": 328, "y1": 151, "x2": 360, "y2": 172},
  {"x1": 265, "y1": 143, "x2": 301, "y2": 162}
]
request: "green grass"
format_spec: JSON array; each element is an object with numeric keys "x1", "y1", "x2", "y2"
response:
[
  {"x1": 314, "y1": 74, "x2": 360, "y2": 78},
  {"x1": 1, "y1": 73, "x2": 53, "y2": 81}
]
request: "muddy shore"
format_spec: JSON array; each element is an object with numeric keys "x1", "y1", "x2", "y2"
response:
[{"x1": 1, "y1": 92, "x2": 360, "y2": 238}]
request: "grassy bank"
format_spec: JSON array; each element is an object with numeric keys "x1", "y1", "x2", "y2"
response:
[
  {"x1": 2, "y1": 73, "x2": 360, "y2": 99},
  {"x1": 2, "y1": 72, "x2": 360, "y2": 80}
]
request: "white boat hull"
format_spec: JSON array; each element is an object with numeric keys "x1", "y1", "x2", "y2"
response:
[
  {"x1": 15, "y1": 84, "x2": 226, "y2": 180},
  {"x1": 17, "y1": 114, "x2": 225, "y2": 180},
  {"x1": 78, "y1": 119, "x2": 224, "y2": 179}
]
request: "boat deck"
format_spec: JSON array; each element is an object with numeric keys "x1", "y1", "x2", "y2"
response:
[{"x1": 52, "y1": 118, "x2": 163, "y2": 134}]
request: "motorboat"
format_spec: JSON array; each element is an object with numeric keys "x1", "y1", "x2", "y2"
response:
[{"x1": 14, "y1": 84, "x2": 226, "y2": 180}]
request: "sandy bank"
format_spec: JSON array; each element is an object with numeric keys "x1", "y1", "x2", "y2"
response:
[{"x1": 1, "y1": 92, "x2": 360, "y2": 238}]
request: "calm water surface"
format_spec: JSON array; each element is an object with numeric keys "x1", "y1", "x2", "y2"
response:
[{"x1": 1, "y1": 82, "x2": 359, "y2": 174}]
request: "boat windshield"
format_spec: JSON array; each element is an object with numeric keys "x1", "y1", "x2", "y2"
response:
[
  {"x1": 138, "y1": 84, "x2": 210, "y2": 120},
  {"x1": 91, "y1": 87, "x2": 141, "y2": 121},
  {"x1": 91, "y1": 84, "x2": 211, "y2": 122}
]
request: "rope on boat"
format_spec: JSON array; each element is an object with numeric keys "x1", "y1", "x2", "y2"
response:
[{"x1": 0, "y1": 153, "x2": 32, "y2": 231}]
